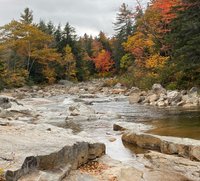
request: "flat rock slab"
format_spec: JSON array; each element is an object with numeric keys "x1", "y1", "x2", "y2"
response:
[
  {"x1": 0, "y1": 122, "x2": 105, "y2": 181},
  {"x1": 122, "y1": 131, "x2": 200, "y2": 161}
]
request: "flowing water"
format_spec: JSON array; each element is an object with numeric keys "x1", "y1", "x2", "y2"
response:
[{"x1": 36, "y1": 93, "x2": 200, "y2": 162}]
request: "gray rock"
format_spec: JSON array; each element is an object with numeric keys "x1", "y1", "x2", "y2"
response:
[
  {"x1": 129, "y1": 93, "x2": 141, "y2": 104},
  {"x1": 148, "y1": 94, "x2": 159, "y2": 103},
  {"x1": 157, "y1": 101, "x2": 166, "y2": 107},
  {"x1": 114, "y1": 83, "x2": 122, "y2": 88},
  {"x1": 58, "y1": 80, "x2": 73, "y2": 86},
  {"x1": 0, "y1": 96, "x2": 12, "y2": 109},
  {"x1": 152, "y1": 84, "x2": 166, "y2": 94},
  {"x1": 167, "y1": 91, "x2": 182, "y2": 103},
  {"x1": 189, "y1": 87, "x2": 199, "y2": 94},
  {"x1": 0, "y1": 123, "x2": 105, "y2": 181}
]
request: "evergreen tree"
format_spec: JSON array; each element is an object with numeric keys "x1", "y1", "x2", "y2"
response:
[
  {"x1": 113, "y1": 3, "x2": 134, "y2": 71},
  {"x1": 38, "y1": 20, "x2": 48, "y2": 33},
  {"x1": 54, "y1": 24, "x2": 63, "y2": 52},
  {"x1": 98, "y1": 31, "x2": 111, "y2": 52},
  {"x1": 114, "y1": 3, "x2": 134, "y2": 40},
  {"x1": 20, "y1": 8, "x2": 33, "y2": 24},
  {"x1": 46, "y1": 21, "x2": 55, "y2": 35},
  {"x1": 167, "y1": 0, "x2": 200, "y2": 87},
  {"x1": 62, "y1": 22, "x2": 76, "y2": 50}
]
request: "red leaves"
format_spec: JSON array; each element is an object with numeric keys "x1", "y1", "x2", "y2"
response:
[
  {"x1": 152, "y1": 0, "x2": 181, "y2": 23},
  {"x1": 93, "y1": 50, "x2": 114, "y2": 73}
]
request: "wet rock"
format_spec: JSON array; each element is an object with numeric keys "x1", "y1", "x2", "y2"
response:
[
  {"x1": 114, "y1": 122, "x2": 152, "y2": 133},
  {"x1": 109, "y1": 138, "x2": 117, "y2": 142},
  {"x1": 113, "y1": 124, "x2": 126, "y2": 131}
]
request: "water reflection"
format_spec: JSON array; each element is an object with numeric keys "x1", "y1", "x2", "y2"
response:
[{"x1": 146, "y1": 109, "x2": 200, "y2": 140}]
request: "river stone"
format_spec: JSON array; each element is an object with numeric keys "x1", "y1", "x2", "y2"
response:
[
  {"x1": 114, "y1": 83, "x2": 122, "y2": 88},
  {"x1": 113, "y1": 124, "x2": 127, "y2": 131},
  {"x1": 111, "y1": 88, "x2": 126, "y2": 94},
  {"x1": 58, "y1": 80, "x2": 73, "y2": 86},
  {"x1": 129, "y1": 93, "x2": 141, "y2": 104},
  {"x1": 109, "y1": 138, "x2": 117, "y2": 142},
  {"x1": 148, "y1": 94, "x2": 159, "y2": 103},
  {"x1": 0, "y1": 96, "x2": 12, "y2": 109},
  {"x1": 129, "y1": 87, "x2": 140, "y2": 94},
  {"x1": 152, "y1": 84, "x2": 166, "y2": 94},
  {"x1": 189, "y1": 87, "x2": 199, "y2": 94},
  {"x1": 167, "y1": 91, "x2": 182, "y2": 103},
  {"x1": 157, "y1": 101, "x2": 166, "y2": 107},
  {"x1": 177, "y1": 101, "x2": 185, "y2": 106}
]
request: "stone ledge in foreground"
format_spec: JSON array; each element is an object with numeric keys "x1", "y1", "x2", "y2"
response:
[
  {"x1": 0, "y1": 122, "x2": 105, "y2": 181},
  {"x1": 122, "y1": 131, "x2": 200, "y2": 161}
]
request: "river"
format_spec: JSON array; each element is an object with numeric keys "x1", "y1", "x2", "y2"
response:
[{"x1": 36, "y1": 92, "x2": 200, "y2": 163}]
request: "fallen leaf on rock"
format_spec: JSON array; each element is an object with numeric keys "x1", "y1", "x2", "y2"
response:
[{"x1": 78, "y1": 161, "x2": 110, "y2": 176}]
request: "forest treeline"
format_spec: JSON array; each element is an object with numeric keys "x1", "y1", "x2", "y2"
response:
[{"x1": 0, "y1": 0, "x2": 199, "y2": 90}]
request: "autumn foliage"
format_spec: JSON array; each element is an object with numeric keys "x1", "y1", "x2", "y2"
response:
[
  {"x1": 93, "y1": 50, "x2": 114, "y2": 73},
  {"x1": 0, "y1": 1, "x2": 199, "y2": 89}
]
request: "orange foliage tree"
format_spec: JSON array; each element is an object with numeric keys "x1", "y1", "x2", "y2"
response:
[
  {"x1": 93, "y1": 50, "x2": 114, "y2": 74},
  {"x1": 121, "y1": 0, "x2": 182, "y2": 88}
]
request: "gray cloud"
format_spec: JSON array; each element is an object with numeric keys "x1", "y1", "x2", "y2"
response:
[{"x1": 0, "y1": 0, "x2": 148, "y2": 36}]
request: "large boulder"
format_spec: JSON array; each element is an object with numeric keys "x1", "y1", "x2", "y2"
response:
[
  {"x1": 167, "y1": 91, "x2": 182, "y2": 104},
  {"x1": 0, "y1": 123, "x2": 105, "y2": 181},
  {"x1": 152, "y1": 84, "x2": 166, "y2": 95}
]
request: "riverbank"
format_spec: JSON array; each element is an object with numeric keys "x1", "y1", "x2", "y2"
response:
[{"x1": 0, "y1": 79, "x2": 200, "y2": 180}]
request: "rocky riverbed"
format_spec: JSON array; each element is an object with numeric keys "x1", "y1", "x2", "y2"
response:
[
  {"x1": 129, "y1": 83, "x2": 200, "y2": 108},
  {"x1": 0, "y1": 79, "x2": 200, "y2": 181}
]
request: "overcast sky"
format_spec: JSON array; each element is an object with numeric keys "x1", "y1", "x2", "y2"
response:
[{"x1": 0, "y1": 0, "x2": 148, "y2": 36}]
